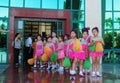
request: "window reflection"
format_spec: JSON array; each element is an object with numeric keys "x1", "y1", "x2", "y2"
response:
[
  {"x1": 114, "y1": 0, "x2": 120, "y2": 11},
  {"x1": 0, "y1": 52, "x2": 7, "y2": 63},
  {"x1": 59, "y1": 0, "x2": 70, "y2": 9},
  {"x1": 106, "y1": 0, "x2": 112, "y2": 11},
  {"x1": 72, "y1": 11, "x2": 84, "y2": 21},
  {"x1": 0, "y1": 19, "x2": 8, "y2": 48},
  {"x1": 0, "y1": 7, "x2": 8, "y2": 17},
  {"x1": 11, "y1": 0, "x2": 23, "y2": 7},
  {"x1": 42, "y1": 0, "x2": 57, "y2": 9},
  {"x1": 0, "y1": 0, "x2": 9, "y2": 6},
  {"x1": 25, "y1": 0, "x2": 41, "y2": 8}
]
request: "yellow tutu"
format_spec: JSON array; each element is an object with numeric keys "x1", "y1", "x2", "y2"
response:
[
  {"x1": 42, "y1": 53, "x2": 49, "y2": 62},
  {"x1": 96, "y1": 42, "x2": 103, "y2": 52},
  {"x1": 27, "y1": 58, "x2": 34, "y2": 65},
  {"x1": 44, "y1": 46, "x2": 52, "y2": 54},
  {"x1": 73, "y1": 39, "x2": 82, "y2": 52}
]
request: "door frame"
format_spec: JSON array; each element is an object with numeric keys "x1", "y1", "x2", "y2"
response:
[{"x1": 15, "y1": 18, "x2": 64, "y2": 65}]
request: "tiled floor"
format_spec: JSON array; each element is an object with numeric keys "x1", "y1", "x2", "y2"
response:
[{"x1": 0, "y1": 64, "x2": 120, "y2": 83}]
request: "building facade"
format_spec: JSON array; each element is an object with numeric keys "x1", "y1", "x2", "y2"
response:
[{"x1": 0, "y1": 0, "x2": 120, "y2": 65}]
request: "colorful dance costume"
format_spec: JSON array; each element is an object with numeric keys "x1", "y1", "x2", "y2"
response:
[
  {"x1": 57, "y1": 42, "x2": 65, "y2": 59},
  {"x1": 52, "y1": 38, "x2": 58, "y2": 49},
  {"x1": 74, "y1": 39, "x2": 86, "y2": 60},
  {"x1": 68, "y1": 39, "x2": 74, "y2": 59},
  {"x1": 45, "y1": 43, "x2": 54, "y2": 58},
  {"x1": 89, "y1": 37, "x2": 103, "y2": 57},
  {"x1": 35, "y1": 42, "x2": 43, "y2": 57},
  {"x1": 64, "y1": 41, "x2": 68, "y2": 54}
]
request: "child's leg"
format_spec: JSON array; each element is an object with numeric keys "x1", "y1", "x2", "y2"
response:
[
  {"x1": 91, "y1": 57, "x2": 96, "y2": 76},
  {"x1": 34, "y1": 56, "x2": 37, "y2": 67},
  {"x1": 96, "y1": 56, "x2": 102, "y2": 76},
  {"x1": 79, "y1": 60, "x2": 84, "y2": 76},
  {"x1": 72, "y1": 58, "x2": 78, "y2": 70}
]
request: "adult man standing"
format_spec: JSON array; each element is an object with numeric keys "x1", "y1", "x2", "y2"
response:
[{"x1": 24, "y1": 34, "x2": 32, "y2": 65}]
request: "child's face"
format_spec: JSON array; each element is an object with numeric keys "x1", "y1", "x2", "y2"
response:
[
  {"x1": 48, "y1": 38, "x2": 52, "y2": 42},
  {"x1": 92, "y1": 29, "x2": 98, "y2": 37},
  {"x1": 37, "y1": 36, "x2": 41, "y2": 41},
  {"x1": 82, "y1": 32, "x2": 88, "y2": 39},
  {"x1": 64, "y1": 36, "x2": 68, "y2": 40},
  {"x1": 52, "y1": 32, "x2": 56, "y2": 37},
  {"x1": 58, "y1": 37, "x2": 62, "y2": 42},
  {"x1": 71, "y1": 32, "x2": 76, "y2": 38},
  {"x1": 35, "y1": 39, "x2": 37, "y2": 42}
]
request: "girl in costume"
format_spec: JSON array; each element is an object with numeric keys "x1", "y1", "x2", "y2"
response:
[
  {"x1": 69, "y1": 30, "x2": 86, "y2": 77},
  {"x1": 89, "y1": 27, "x2": 104, "y2": 77},
  {"x1": 45, "y1": 36, "x2": 55, "y2": 70},
  {"x1": 81, "y1": 27, "x2": 91, "y2": 75},
  {"x1": 57, "y1": 35, "x2": 65, "y2": 71},
  {"x1": 80, "y1": 27, "x2": 90, "y2": 75},
  {"x1": 33, "y1": 35, "x2": 43, "y2": 69},
  {"x1": 52, "y1": 32, "x2": 58, "y2": 70}
]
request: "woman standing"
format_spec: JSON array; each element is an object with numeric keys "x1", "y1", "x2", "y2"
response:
[{"x1": 13, "y1": 33, "x2": 21, "y2": 66}]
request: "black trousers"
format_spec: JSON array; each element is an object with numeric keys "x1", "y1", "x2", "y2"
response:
[
  {"x1": 24, "y1": 47, "x2": 33, "y2": 65},
  {"x1": 14, "y1": 48, "x2": 20, "y2": 64}
]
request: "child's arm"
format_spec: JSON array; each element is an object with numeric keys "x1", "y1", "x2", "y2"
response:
[
  {"x1": 101, "y1": 38, "x2": 105, "y2": 45},
  {"x1": 53, "y1": 43, "x2": 55, "y2": 51},
  {"x1": 66, "y1": 40, "x2": 70, "y2": 56},
  {"x1": 89, "y1": 38, "x2": 95, "y2": 46}
]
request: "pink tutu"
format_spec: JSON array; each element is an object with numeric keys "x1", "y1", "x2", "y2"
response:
[
  {"x1": 82, "y1": 44, "x2": 87, "y2": 51},
  {"x1": 58, "y1": 50, "x2": 65, "y2": 59},
  {"x1": 35, "y1": 51, "x2": 43, "y2": 56},
  {"x1": 68, "y1": 43, "x2": 74, "y2": 59},
  {"x1": 74, "y1": 51, "x2": 86, "y2": 60},
  {"x1": 64, "y1": 44, "x2": 67, "y2": 54},
  {"x1": 68, "y1": 49, "x2": 74, "y2": 59},
  {"x1": 89, "y1": 51, "x2": 103, "y2": 57},
  {"x1": 35, "y1": 45, "x2": 43, "y2": 57}
]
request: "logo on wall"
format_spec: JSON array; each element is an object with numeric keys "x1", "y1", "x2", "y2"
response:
[{"x1": 58, "y1": 11, "x2": 64, "y2": 17}]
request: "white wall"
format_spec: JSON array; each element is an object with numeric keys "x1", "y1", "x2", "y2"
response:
[{"x1": 85, "y1": 0, "x2": 102, "y2": 36}]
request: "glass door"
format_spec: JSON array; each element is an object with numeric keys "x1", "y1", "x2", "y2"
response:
[{"x1": 0, "y1": 18, "x2": 8, "y2": 65}]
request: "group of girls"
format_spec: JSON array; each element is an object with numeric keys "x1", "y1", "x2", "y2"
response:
[{"x1": 32, "y1": 27, "x2": 104, "y2": 77}]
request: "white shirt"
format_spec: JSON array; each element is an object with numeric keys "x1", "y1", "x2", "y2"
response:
[{"x1": 25, "y1": 37, "x2": 32, "y2": 47}]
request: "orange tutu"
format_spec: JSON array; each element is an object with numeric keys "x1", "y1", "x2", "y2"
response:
[
  {"x1": 44, "y1": 46, "x2": 52, "y2": 54},
  {"x1": 27, "y1": 58, "x2": 34, "y2": 65},
  {"x1": 73, "y1": 39, "x2": 82, "y2": 52},
  {"x1": 96, "y1": 42, "x2": 103, "y2": 52},
  {"x1": 41, "y1": 54, "x2": 49, "y2": 62}
]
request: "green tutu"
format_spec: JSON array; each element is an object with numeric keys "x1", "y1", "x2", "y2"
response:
[
  {"x1": 50, "y1": 51, "x2": 58, "y2": 62},
  {"x1": 84, "y1": 58, "x2": 91, "y2": 69},
  {"x1": 88, "y1": 40, "x2": 96, "y2": 51},
  {"x1": 63, "y1": 56, "x2": 71, "y2": 67}
]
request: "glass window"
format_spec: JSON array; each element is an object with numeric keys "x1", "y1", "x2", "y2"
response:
[
  {"x1": 0, "y1": 0, "x2": 9, "y2": 6},
  {"x1": 59, "y1": 0, "x2": 70, "y2": 9},
  {"x1": 72, "y1": 22, "x2": 84, "y2": 30},
  {"x1": 72, "y1": 0, "x2": 82, "y2": 10},
  {"x1": 114, "y1": 23, "x2": 120, "y2": 29},
  {"x1": 106, "y1": 0, "x2": 112, "y2": 11},
  {"x1": 114, "y1": 0, "x2": 120, "y2": 11},
  {"x1": 0, "y1": 7, "x2": 9, "y2": 17},
  {"x1": 25, "y1": 0, "x2": 40, "y2": 8},
  {"x1": 42, "y1": 0, "x2": 57, "y2": 9},
  {"x1": 114, "y1": 12, "x2": 120, "y2": 21},
  {"x1": 72, "y1": 11, "x2": 84, "y2": 21},
  {"x1": 0, "y1": 52, "x2": 7, "y2": 63},
  {"x1": 105, "y1": 12, "x2": 112, "y2": 19},
  {"x1": 10, "y1": 0, "x2": 23, "y2": 7},
  {"x1": 80, "y1": 0, "x2": 84, "y2": 10}
]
